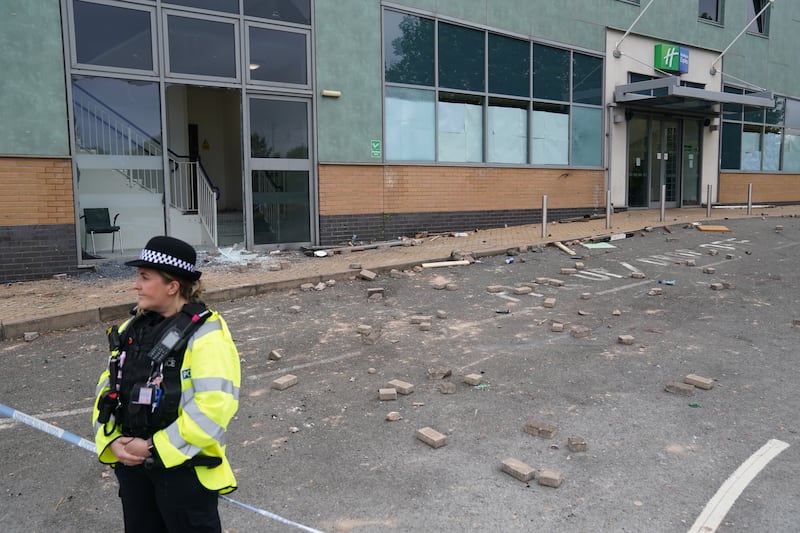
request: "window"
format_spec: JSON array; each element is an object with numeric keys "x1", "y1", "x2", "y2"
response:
[
  {"x1": 382, "y1": 9, "x2": 604, "y2": 167},
  {"x1": 166, "y1": 15, "x2": 238, "y2": 79},
  {"x1": 698, "y1": 0, "x2": 722, "y2": 23},
  {"x1": 384, "y1": 11, "x2": 434, "y2": 86},
  {"x1": 747, "y1": 0, "x2": 770, "y2": 35},
  {"x1": 164, "y1": 0, "x2": 238, "y2": 15},
  {"x1": 72, "y1": 0, "x2": 155, "y2": 72},
  {"x1": 248, "y1": 26, "x2": 308, "y2": 85},
  {"x1": 244, "y1": 0, "x2": 311, "y2": 25},
  {"x1": 721, "y1": 85, "x2": 792, "y2": 171},
  {"x1": 250, "y1": 98, "x2": 308, "y2": 158}
]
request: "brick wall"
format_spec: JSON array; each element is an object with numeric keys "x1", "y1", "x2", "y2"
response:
[
  {"x1": 318, "y1": 164, "x2": 606, "y2": 244},
  {"x1": 0, "y1": 157, "x2": 78, "y2": 282},
  {"x1": 719, "y1": 172, "x2": 800, "y2": 204}
]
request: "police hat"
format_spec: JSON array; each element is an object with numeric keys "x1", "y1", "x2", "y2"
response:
[{"x1": 125, "y1": 236, "x2": 202, "y2": 281}]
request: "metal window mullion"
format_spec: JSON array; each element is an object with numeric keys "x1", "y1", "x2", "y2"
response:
[{"x1": 434, "y1": 20, "x2": 439, "y2": 162}]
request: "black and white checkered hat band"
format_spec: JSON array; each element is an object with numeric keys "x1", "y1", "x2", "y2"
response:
[{"x1": 139, "y1": 248, "x2": 196, "y2": 273}]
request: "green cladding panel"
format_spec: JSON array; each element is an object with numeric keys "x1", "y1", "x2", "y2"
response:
[{"x1": 0, "y1": 0, "x2": 69, "y2": 156}]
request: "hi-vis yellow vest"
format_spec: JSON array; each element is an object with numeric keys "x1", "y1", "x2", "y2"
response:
[{"x1": 93, "y1": 311, "x2": 241, "y2": 494}]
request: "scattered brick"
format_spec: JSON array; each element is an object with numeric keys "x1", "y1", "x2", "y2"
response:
[
  {"x1": 379, "y1": 388, "x2": 398, "y2": 401},
  {"x1": 23, "y1": 332, "x2": 39, "y2": 342},
  {"x1": 708, "y1": 249, "x2": 719, "y2": 256},
  {"x1": 410, "y1": 315, "x2": 432, "y2": 324},
  {"x1": 551, "y1": 322, "x2": 564, "y2": 333},
  {"x1": 543, "y1": 297, "x2": 556, "y2": 308},
  {"x1": 288, "y1": 305, "x2": 301, "y2": 314},
  {"x1": 416, "y1": 427, "x2": 447, "y2": 448},
  {"x1": 501, "y1": 458, "x2": 536, "y2": 482},
  {"x1": 268, "y1": 349, "x2": 283, "y2": 361},
  {"x1": 387, "y1": 379, "x2": 414, "y2": 395},
  {"x1": 710, "y1": 283, "x2": 724, "y2": 290},
  {"x1": 703, "y1": 267, "x2": 716, "y2": 274},
  {"x1": 665, "y1": 382, "x2": 694, "y2": 396},
  {"x1": 358, "y1": 269, "x2": 377, "y2": 281},
  {"x1": 725, "y1": 253, "x2": 734, "y2": 260},
  {"x1": 549, "y1": 279, "x2": 565, "y2": 287},
  {"x1": 431, "y1": 281, "x2": 447, "y2": 290},
  {"x1": 567, "y1": 436, "x2": 588, "y2": 452},
  {"x1": 300, "y1": 283, "x2": 314, "y2": 291},
  {"x1": 419, "y1": 322, "x2": 431, "y2": 331},
  {"x1": 427, "y1": 367, "x2": 452, "y2": 380},
  {"x1": 685, "y1": 374, "x2": 714, "y2": 390},
  {"x1": 630, "y1": 271, "x2": 646, "y2": 279},
  {"x1": 570, "y1": 326, "x2": 592, "y2": 338},
  {"x1": 463, "y1": 373, "x2": 484, "y2": 386},
  {"x1": 272, "y1": 374, "x2": 298, "y2": 391},
  {"x1": 560, "y1": 268, "x2": 577, "y2": 275},
  {"x1": 524, "y1": 420, "x2": 558, "y2": 438},
  {"x1": 436, "y1": 310, "x2": 448, "y2": 319},
  {"x1": 487, "y1": 285, "x2": 505, "y2": 293},
  {"x1": 580, "y1": 292, "x2": 592, "y2": 300},
  {"x1": 686, "y1": 259, "x2": 697, "y2": 266},
  {"x1": 367, "y1": 288, "x2": 385, "y2": 297},
  {"x1": 439, "y1": 382, "x2": 456, "y2": 394},
  {"x1": 514, "y1": 286, "x2": 533, "y2": 295},
  {"x1": 612, "y1": 309, "x2": 622, "y2": 316},
  {"x1": 535, "y1": 277, "x2": 549, "y2": 284},
  {"x1": 389, "y1": 269, "x2": 405, "y2": 278},
  {"x1": 574, "y1": 261, "x2": 585, "y2": 270},
  {"x1": 776, "y1": 225, "x2": 784, "y2": 231},
  {"x1": 537, "y1": 469, "x2": 563, "y2": 488},
  {"x1": 385, "y1": 411, "x2": 402, "y2": 421},
  {"x1": 617, "y1": 334, "x2": 635, "y2": 345},
  {"x1": 648, "y1": 287, "x2": 663, "y2": 296}
]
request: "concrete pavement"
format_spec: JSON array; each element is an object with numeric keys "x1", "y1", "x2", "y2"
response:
[{"x1": 1, "y1": 206, "x2": 797, "y2": 341}]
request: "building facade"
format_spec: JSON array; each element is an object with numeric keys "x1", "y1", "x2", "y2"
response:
[{"x1": 1, "y1": 0, "x2": 797, "y2": 282}]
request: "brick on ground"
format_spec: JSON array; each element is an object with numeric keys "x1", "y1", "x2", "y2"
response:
[
  {"x1": 543, "y1": 297, "x2": 556, "y2": 308},
  {"x1": 618, "y1": 334, "x2": 635, "y2": 345},
  {"x1": 358, "y1": 269, "x2": 377, "y2": 281},
  {"x1": 268, "y1": 349, "x2": 283, "y2": 361},
  {"x1": 665, "y1": 382, "x2": 694, "y2": 396},
  {"x1": 570, "y1": 325, "x2": 592, "y2": 338},
  {"x1": 501, "y1": 458, "x2": 536, "y2": 482},
  {"x1": 567, "y1": 436, "x2": 588, "y2": 452},
  {"x1": 379, "y1": 388, "x2": 397, "y2": 401},
  {"x1": 272, "y1": 374, "x2": 298, "y2": 391},
  {"x1": 416, "y1": 427, "x2": 447, "y2": 448},
  {"x1": 538, "y1": 469, "x2": 564, "y2": 488},
  {"x1": 463, "y1": 373, "x2": 484, "y2": 386},
  {"x1": 551, "y1": 322, "x2": 564, "y2": 333},
  {"x1": 387, "y1": 379, "x2": 414, "y2": 394},
  {"x1": 685, "y1": 374, "x2": 714, "y2": 390},
  {"x1": 524, "y1": 420, "x2": 558, "y2": 438},
  {"x1": 410, "y1": 315, "x2": 432, "y2": 324}
]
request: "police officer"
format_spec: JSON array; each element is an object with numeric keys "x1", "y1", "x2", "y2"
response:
[{"x1": 93, "y1": 236, "x2": 240, "y2": 532}]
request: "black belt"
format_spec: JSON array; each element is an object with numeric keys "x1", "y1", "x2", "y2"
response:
[{"x1": 143, "y1": 454, "x2": 222, "y2": 470}]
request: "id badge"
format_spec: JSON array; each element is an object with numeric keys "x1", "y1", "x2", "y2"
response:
[{"x1": 132, "y1": 384, "x2": 156, "y2": 405}]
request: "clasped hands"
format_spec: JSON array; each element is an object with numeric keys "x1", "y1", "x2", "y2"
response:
[{"x1": 111, "y1": 436, "x2": 152, "y2": 467}]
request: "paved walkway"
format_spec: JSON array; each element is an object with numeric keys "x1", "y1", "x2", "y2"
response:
[{"x1": 1, "y1": 206, "x2": 797, "y2": 340}]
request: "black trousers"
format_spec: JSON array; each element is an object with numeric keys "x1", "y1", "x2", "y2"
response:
[{"x1": 115, "y1": 463, "x2": 221, "y2": 533}]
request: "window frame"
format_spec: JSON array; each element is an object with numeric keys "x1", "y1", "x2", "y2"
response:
[
  {"x1": 698, "y1": 0, "x2": 724, "y2": 25},
  {"x1": 162, "y1": 9, "x2": 241, "y2": 83},
  {"x1": 68, "y1": 0, "x2": 159, "y2": 77},
  {"x1": 746, "y1": 0, "x2": 770, "y2": 37},
  {"x1": 245, "y1": 21, "x2": 311, "y2": 90}
]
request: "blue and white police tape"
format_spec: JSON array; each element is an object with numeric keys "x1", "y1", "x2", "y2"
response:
[{"x1": 0, "y1": 402, "x2": 326, "y2": 533}]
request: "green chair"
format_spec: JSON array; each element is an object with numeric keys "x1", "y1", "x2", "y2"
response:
[{"x1": 83, "y1": 208, "x2": 123, "y2": 255}]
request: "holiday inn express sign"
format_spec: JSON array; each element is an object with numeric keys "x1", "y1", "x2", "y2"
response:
[{"x1": 654, "y1": 43, "x2": 689, "y2": 74}]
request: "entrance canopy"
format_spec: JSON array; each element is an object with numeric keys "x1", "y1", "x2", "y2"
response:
[{"x1": 614, "y1": 77, "x2": 774, "y2": 116}]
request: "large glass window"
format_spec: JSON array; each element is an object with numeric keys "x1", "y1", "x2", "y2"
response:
[
  {"x1": 489, "y1": 34, "x2": 529, "y2": 98},
  {"x1": 250, "y1": 99, "x2": 308, "y2": 158},
  {"x1": 438, "y1": 92, "x2": 483, "y2": 162},
  {"x1": 244, "y1": 0, "x2": 311, "y2": 25},
  {"x1": 383, "y1": 9, "x2": 603, "y2": 167},
  {"x1": 533, "y1": 44, "x2": 569, "y2": 102},
  {"x1": 248, "y1": 26, "x2": 307, "y2": 85},
  {"x1": 384, "y1": 11, "x2": 434, "y2": 86},
  {"x1": 699, "y1": 0, "x2": 723, "y2": 23},
  {"x1": 167, "y1": 15, "x2": 237, "y2": 79},
  {"x1": 72, "y1": 0, "x2": 154, "y2": 71},
  {"x1": 385, "y1": 87, "x2": 435, "y2": 161},
  {"x1": 488, "y1": 99, "x2": 528, "y2": 164},
  {"x1": 720, "y1": 121, "x2": 741, "y2": 170},
  {"x1": 572, "y1": 107, "x2": 602, "y2": 166},
  {"x1": 438, "y1": 23, "x2": 485, "y2": 93},
  {"x1": 532, "y1": 103, "x2": 569, "y2": 165},
  {"x1": 252, "y1": 170, "x2": 310, "y2": 244}
]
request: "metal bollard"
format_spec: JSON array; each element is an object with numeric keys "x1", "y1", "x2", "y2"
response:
[
  {"x1": 747, "y1": 183, "x2": 753, "y2": 215},
  {"x1": 660, "y1": 184, "x2": 666, "y2": 222},
  {"x1": 606, "y1": 190, "x2": 612, "y2": 230},
  {"x1": 541, "y1": 195, "x2": 548, "y2": 239},
  {"x1": 706, "y1": 184, "x2": 712, "y2": 218}
]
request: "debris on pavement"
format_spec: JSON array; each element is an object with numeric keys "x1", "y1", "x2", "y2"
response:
[
  {"x1": 416, "y1": 427, "x2": 447, "y2": 448},
  {"x1": 501, "y1": 458, "x2": 535, "y2": 482}
]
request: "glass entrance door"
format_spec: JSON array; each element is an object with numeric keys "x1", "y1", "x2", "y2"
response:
[{"x1": 627, "y1": 115, "x2": 683, "y2": 208}]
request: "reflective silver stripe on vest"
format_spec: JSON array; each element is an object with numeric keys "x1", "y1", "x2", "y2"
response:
[
  {"x1": 182, "y1": 401, "x2": 226, "y2": 443},
  {"x1": 95, "y1": 376, "x2": 110, "y2": 396},
  {"x1": 186, "y1": 319, "x2": 222, "y2": 351},
  {"x1": 192, "y1": 377, "x2": 240, "y2": 400},
  {"x1": 165, "y1": 423, "x2": 202, "y2": 458}
]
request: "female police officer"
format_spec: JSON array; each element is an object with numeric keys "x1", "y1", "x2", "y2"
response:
[{"x1": 92, "y1": 236, "x2": 240, "y2": 532}]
